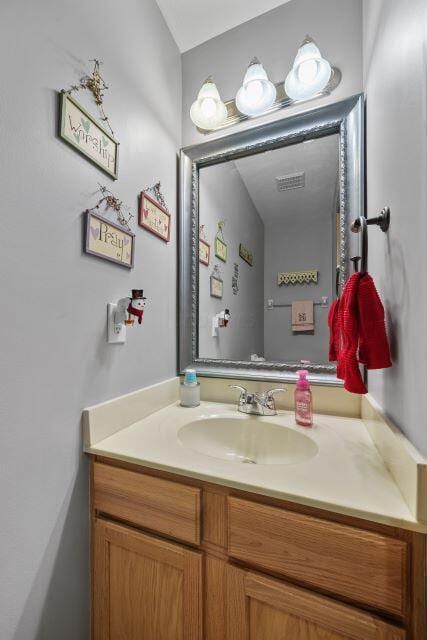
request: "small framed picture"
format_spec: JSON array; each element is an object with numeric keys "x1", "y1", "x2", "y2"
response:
[
  {"x1": 214, "y1": 236, "x2": 227, "y2": 262},
  {"x1": 85, "y1": 211, "x2": 134, "y2": 268},
  {"x1": 199, "y1": 239, "x2": 210, "y2": 265},
  {"x1": 210, "y1": 275, "x2": 223, "y2": 299},
  {"x1": 139, "y1": 191, "x2": 171, "y2": 242}
]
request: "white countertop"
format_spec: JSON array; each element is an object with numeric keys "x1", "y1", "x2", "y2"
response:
[{"x1": 85, "y1": 400, "x2": 426, "y2": 532}]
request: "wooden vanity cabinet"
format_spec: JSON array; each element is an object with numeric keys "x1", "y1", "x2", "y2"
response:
[
  {"x1": 93, "y1": 518, "x2": 202, "y2": 640},
  {"x1": 90, "y1": 458, "x2": 425, "y2": 640},
  {"x1": 226, "y1": 565, "x2": 406, "y2": 640}
]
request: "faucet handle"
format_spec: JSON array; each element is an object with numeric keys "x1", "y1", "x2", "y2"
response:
[
  {"x1": 266, "y1": 387, "x2": 286, "y2": 398},
  {"x1": 266, "y1": 388, "x2": 286, "y2": 408},
  {"x1": 229, "y1": 384, "x2": 247, "y2": 398}
]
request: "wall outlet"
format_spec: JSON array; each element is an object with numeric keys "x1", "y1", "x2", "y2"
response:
[{"x1": 107, "y1": 303, "x2": 126, "y2": 344}]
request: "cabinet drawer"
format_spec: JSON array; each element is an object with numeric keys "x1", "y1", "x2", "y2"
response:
[
  {"x1": 228, "y1": 497, "x2": 408, "y2": 617},
  {"x1": 93, "y1": 462, "x2": 201, "y2": 545}
]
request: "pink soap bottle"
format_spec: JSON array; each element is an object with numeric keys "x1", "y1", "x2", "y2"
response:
[{"x1": 295, "y1": 370, "x2": 313, "y2": 427}]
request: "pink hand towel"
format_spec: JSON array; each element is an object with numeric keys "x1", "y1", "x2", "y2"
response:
[{"x1": 292, "y1": 300, "x2": 314, "y2": 332}]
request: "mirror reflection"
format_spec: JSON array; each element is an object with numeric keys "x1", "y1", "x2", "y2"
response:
[{"x1": 198, "y1": 133, "x2": 340, "y2": 366}]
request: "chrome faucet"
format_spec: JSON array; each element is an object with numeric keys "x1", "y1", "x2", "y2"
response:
[{"x1": 229, "y1": 385, "x2": 286, "y2": 416}]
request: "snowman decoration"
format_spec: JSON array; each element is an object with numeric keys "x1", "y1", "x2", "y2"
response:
[
  {"x1": 126, "y1": 289, "x2": 146, "y2": 325},
  {"x1": 115, "y1": 289, "x2": 147, "y2": 329},
  {"x1": 212, "y1": 308, "x2": 231, "y2": 337},
  {"x1": 219, "y1": 309, "x2": 231, "y2": 327}
]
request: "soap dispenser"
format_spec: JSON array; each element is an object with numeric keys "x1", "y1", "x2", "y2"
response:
[
  {"x1": 295, "y1": 370, "x2": 313, "y2": 427},
  {"x1": 180, "y1": 369, "x2": 201, "y2": 408}
]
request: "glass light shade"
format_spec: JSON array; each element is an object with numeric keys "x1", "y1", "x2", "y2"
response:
[
  {"x1": 285, "y1": 37, "x2": 332, "y2": 101},
  {"x1": 235, "y1": 59, "x2": 276, "y2": 116},
  {"x1": 190, "y1": 78, "x2": 227, "y2": 129}
]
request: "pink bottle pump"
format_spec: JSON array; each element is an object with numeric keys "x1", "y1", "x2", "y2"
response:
[{"x1": 295, "y1": 370, "x2": 313, "y2": 427}]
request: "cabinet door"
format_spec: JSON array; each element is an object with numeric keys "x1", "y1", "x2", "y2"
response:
[
  {"x1": 226, "y1": 565, "x2": 406, "y2": 640},
  {"x1": 93, "y1": 518, "x2": 202, "y2": 640}
]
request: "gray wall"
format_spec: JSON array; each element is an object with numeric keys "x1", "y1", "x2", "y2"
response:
[
  {"x1": 264, "y1": 212, "x2": 335, "y2": 364},
  {"x1": 0, "y1": 1, "x2": 181, "y2": 638},
  {"x1": 363, "y1": 0, "x2": 427, "y2": 455},
  {"x1": 198, "y1": 162, "x2": 264, "y2": 359},
  {"x1": 182, "y1": 0, "x2": 363, "y2": 146}
]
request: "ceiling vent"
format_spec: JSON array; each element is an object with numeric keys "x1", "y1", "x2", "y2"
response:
[{"x1": 275, "y1": 171, "x2": 305, "y2": 192}]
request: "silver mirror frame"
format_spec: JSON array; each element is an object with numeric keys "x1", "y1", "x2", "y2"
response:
[{"x1": 179, "y1": 94, "x2": 364, "y2": 385}]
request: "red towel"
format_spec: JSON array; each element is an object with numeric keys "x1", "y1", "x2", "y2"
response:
[{"x1": 328, "y1": 272, "x2": 391, "y2": 394}]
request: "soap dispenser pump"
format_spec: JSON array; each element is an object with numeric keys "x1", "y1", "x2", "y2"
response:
[{"x1": 180, "y1": 369, "x2": 201, "y2": 408}]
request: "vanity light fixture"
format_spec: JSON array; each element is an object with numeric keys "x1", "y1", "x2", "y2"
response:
[
  {"x1": 285, "y1": 36, "x2": 332, "y2": 101},
  {"x1": 190, "y1": 76, "x2": 227, "y2": 130},
  {"x1": 190, "y1": 37, "x2": 340, "y2": 134},
  {"x1": 235, "y1": 58, "x2": 277, "y2": 116}
]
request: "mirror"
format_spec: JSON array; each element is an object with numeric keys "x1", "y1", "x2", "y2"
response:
[
  {"x1": 179, "y1": 95, "x2": 363, "y2": 383},
  {"x1": 198, "y1": 134, "x2": 339, "y2": 365}
]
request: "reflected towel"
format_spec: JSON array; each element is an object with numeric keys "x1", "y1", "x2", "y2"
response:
[{"x1": 292, "y1": 300, "x2": 314, "y2": 332}]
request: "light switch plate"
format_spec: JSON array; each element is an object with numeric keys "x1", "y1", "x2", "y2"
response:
[{"x1": 107, "y1": 303, "x2": 126, "y2": 344}]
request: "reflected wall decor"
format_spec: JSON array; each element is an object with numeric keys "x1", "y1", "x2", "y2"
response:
[{"x1": 199, "y1": 239, "x2": 210, "y2": 265}]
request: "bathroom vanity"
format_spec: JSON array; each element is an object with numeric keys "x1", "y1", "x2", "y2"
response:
[
  {"x1": 84, "y1": 92, "x2": 427, "y2": 639},
  {"x1": 90, "y1": 458, "x2": 424, "y2": 639},
  {"x1": 84, "y1": 382, "x2": 427, "y2": 640}
]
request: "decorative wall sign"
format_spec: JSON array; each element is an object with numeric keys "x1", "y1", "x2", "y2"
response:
[
  {"x1": 210, "y1": 275, "x2": 223, "y2": 298},
  {"x1": 59, "y1": 91, "x2": 119, "y2": 179},
  {"x1": 232, "y1": 263, "x2": 239, "y2": 295},
  {"x1": 278, "y1": 269, "x2": 318, "y2": 285},
  {"x1": 239, "y1": 243, "x2": 253, "y2": 266},
  {"x1": 139, "y1": 190, "x2": 171, "y2": 242},
  {"x1": 199, "y1": 224, "x2": 210, "y2": 265},
  {"x1": 85, "y1": 211, "x2": 134, "y2": 268},
  {"x1": 214, "y1": 237, "x2": 227, "y2": 262},
  {"x1": 214, "y1": 221, "x2": 227, "y2": 262},
  {"x1": 210, "y1": 265, "x2": 223, "y2": 298},
  {"x1": 199, "y1": 239, "x2": 210, "y2": 265}
]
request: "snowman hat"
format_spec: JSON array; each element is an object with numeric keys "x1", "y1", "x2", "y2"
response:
[{"x1": 131, "y1": 289, "x2": 147, "y2": 299}]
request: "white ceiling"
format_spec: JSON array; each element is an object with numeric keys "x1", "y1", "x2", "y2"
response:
[
  {"x1": 234, "y1": 135, "x2": 340, "y2": 224},
  {"x1": 155, "y1": 0, "x2": 293, "y2": 52}
]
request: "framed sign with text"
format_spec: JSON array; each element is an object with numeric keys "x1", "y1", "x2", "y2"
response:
[
  {"x1": 210, "y1": 275, "x2": 223, "y2": 299},
  {"x1": 84, "y1": 211, "x2": 134, "y2": 268},
  {"x1": 139, "y1": 191, "x2": 171, "y2": 242},
  {"x1": 59, "y1": 91, "x2": 119, "y2": 179},
  {"x1": 214, "y1": 237, "x2": 227, "y2": 262},
  {"x1": 239, "y1": 243, "x2": 253, "y2": 266},
  {"x1": 199, "y1": 239, "x2": 210, "y2": 265}
]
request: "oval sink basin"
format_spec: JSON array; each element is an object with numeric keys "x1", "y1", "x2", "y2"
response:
[{"x1": 178, "y1": 416, "x2": 318, "y2": 465}]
